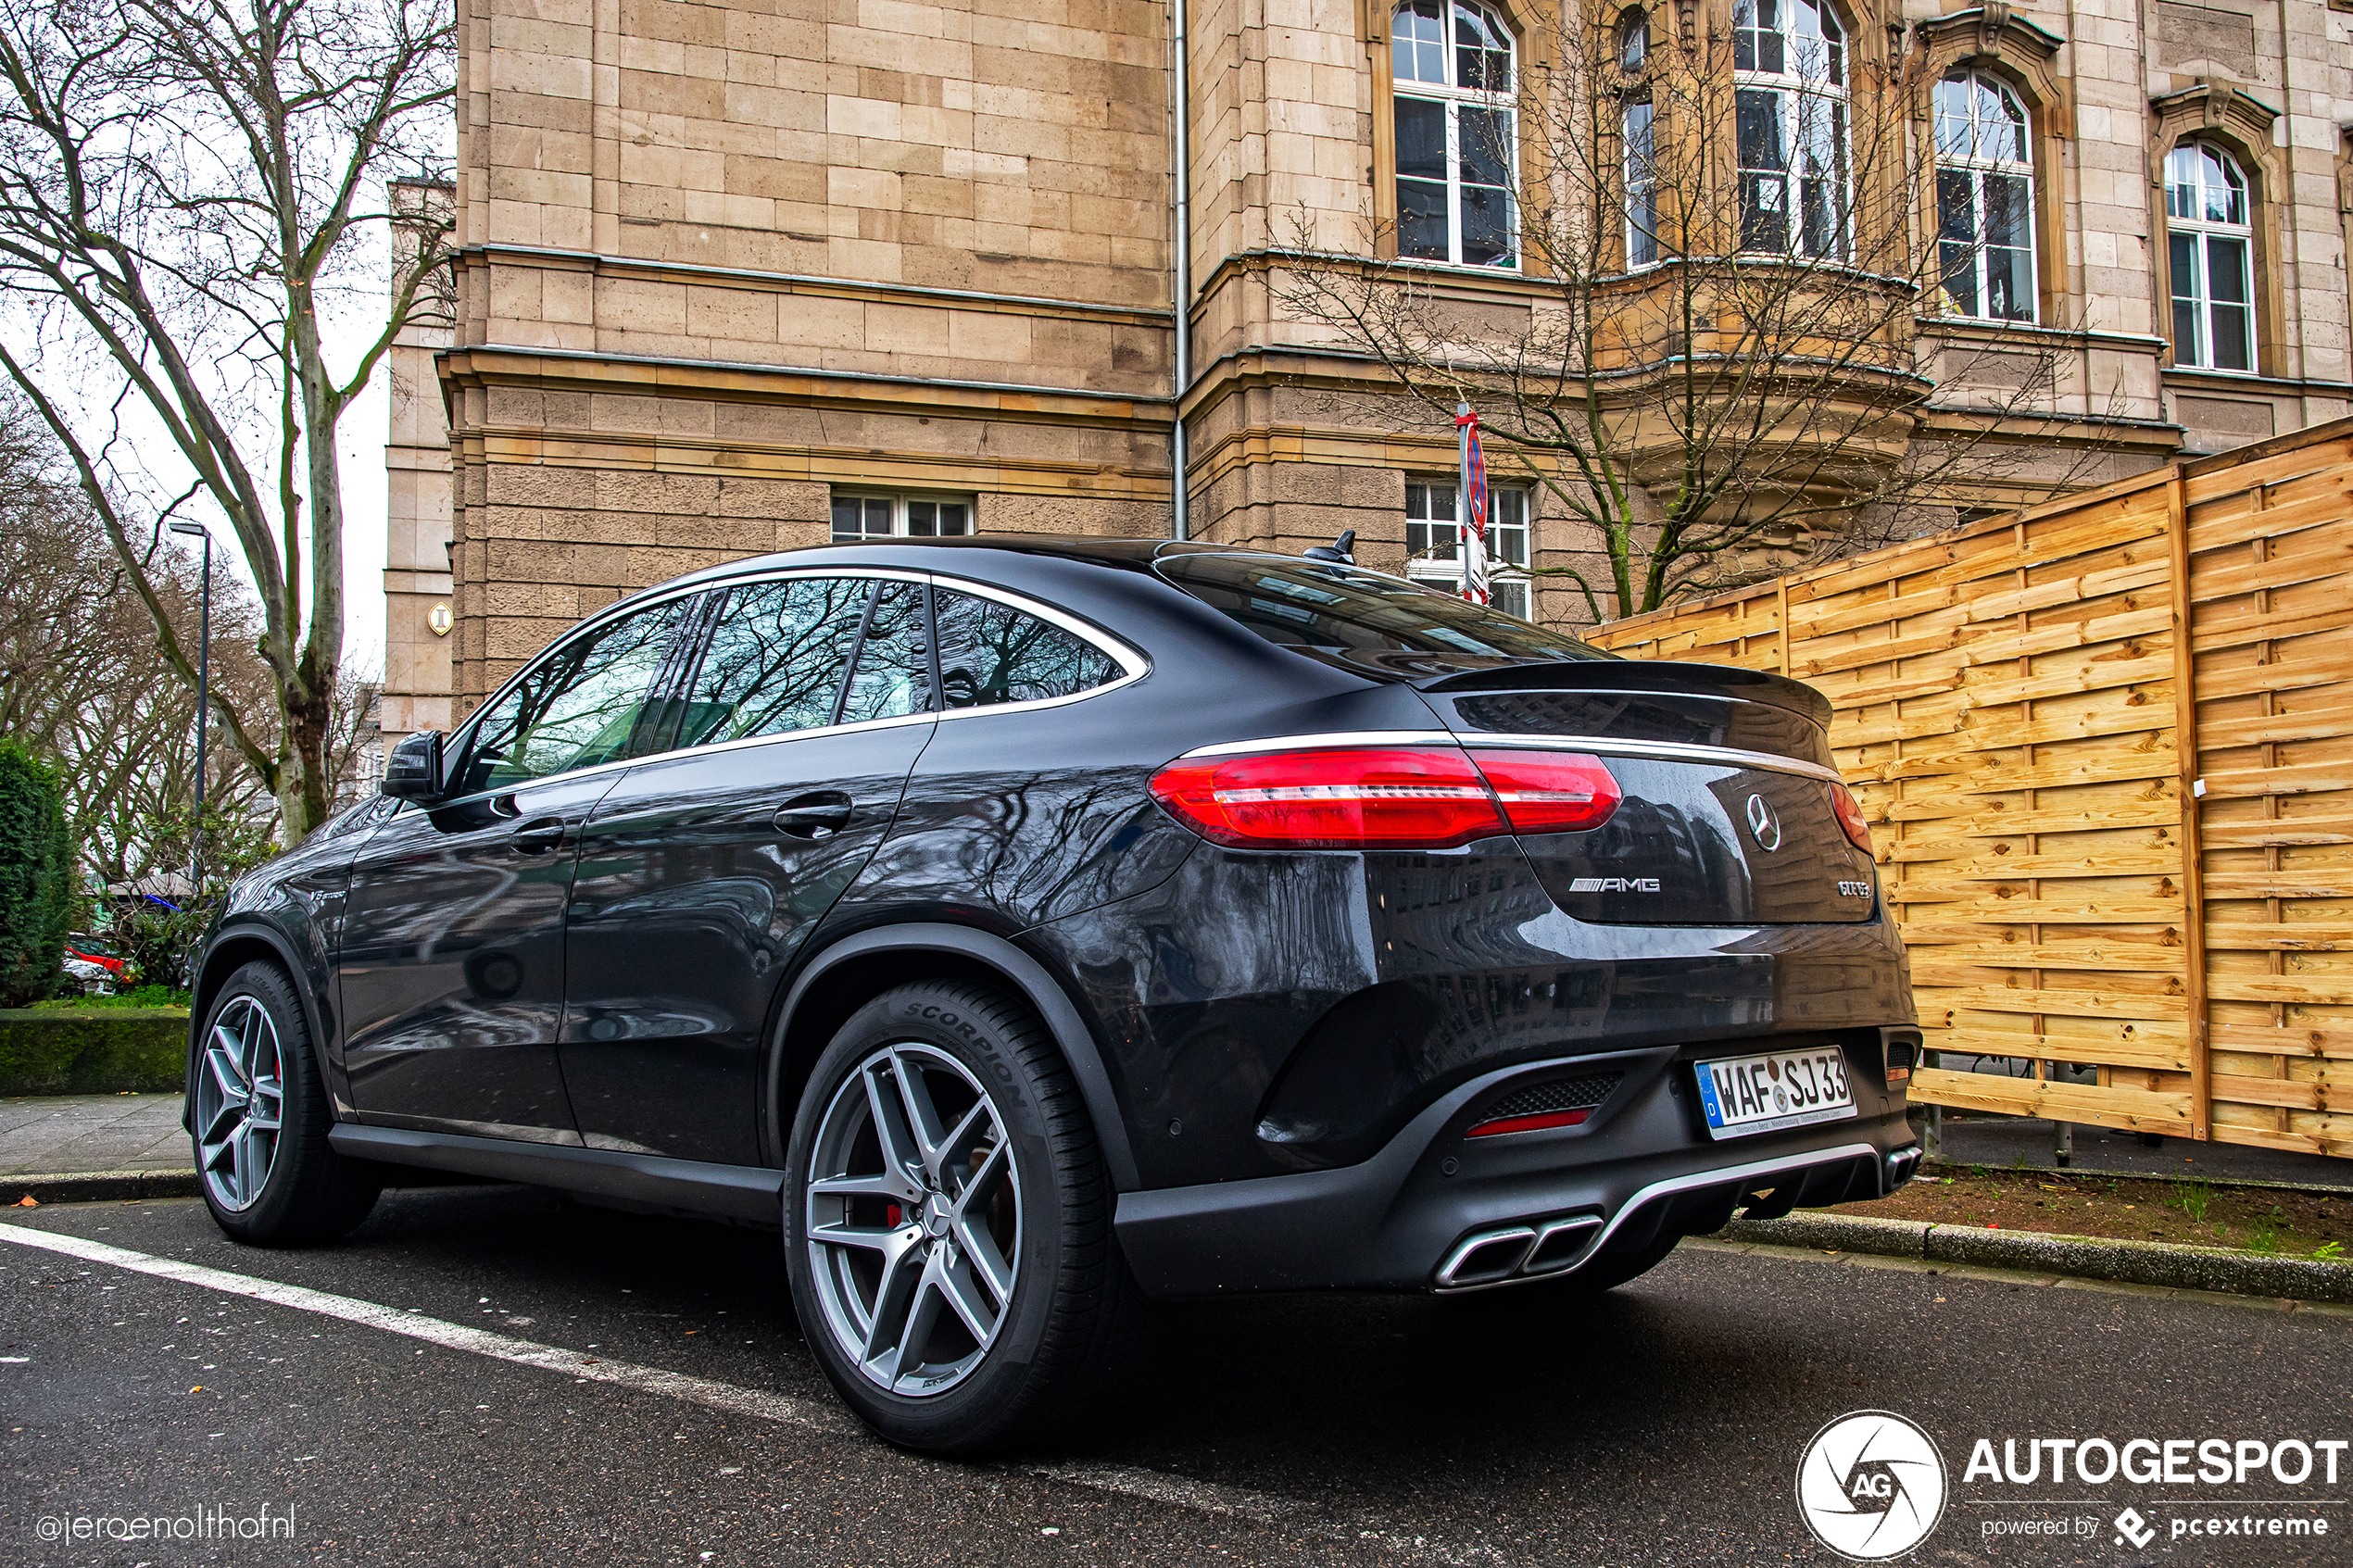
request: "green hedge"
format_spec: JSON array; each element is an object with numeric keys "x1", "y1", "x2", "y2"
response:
[
  {"x1": 0, "y1": 1008, "x2": 190, "y2": 1096},
  {"x1": 0, "y1": 741, "x2": 74, "y2": 1007}
]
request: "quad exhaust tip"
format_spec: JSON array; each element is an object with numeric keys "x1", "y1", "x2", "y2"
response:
[{"x1": 1434, "y1": 1214, "x2": 1603, "y2": 1290}]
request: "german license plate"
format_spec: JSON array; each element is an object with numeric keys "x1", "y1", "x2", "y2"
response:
[{"x1": 1694, "y1": 1047, "x2": 1856, "y2": 1139}]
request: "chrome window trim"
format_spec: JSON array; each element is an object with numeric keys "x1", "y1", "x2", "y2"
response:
[
  {"x1": 1179, "y1": 730, "x2": 1458, "y2": 758},
  {"x1": 439, "y1": 564, "x2": 1149, "y2": 807},
  {"x1": 920, "y1": 571, "x2": 1151, "y2": 684},
  {"x1": 1458, "y1": 733, "x2": 1845, "y2": 784},
  {"x1": 1178, "y1": 729, "x2": 1844, "y2": 784}
]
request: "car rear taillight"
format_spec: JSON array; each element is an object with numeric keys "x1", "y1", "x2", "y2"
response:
[
  {"x1": 1830, "y1": 782, "x2": 1873, "y2": 853},
  {"x1": 1149, "y1": 747, "x2": 1508, "y2": 849},
  {"x1": 1150, "y1": 746, "x2": 1623, "y2": 850},
  {"x1": 1466, "y1": 1106, "x2": 1592, "y2": 1137},
  {"x1": 1466, "y1": 750, "x2": 1621, "y2": 835}
]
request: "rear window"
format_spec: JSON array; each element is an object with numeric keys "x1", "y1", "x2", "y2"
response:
[{"x1": 1155, "y1": 553, "x2": 1615, "y2": 661}]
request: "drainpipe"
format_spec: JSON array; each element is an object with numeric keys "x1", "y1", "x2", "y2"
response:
[{"x1": 1169, "y1": 0, "x2": 1192, "y2": 540}]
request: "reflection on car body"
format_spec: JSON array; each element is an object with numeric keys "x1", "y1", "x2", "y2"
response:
[{"x1": 183, "y1": 535, "x2": 1920, "y2": 1455}]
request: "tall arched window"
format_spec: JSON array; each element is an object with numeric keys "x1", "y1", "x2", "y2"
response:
[
  {"x1": 1624, "y1": 98, "x2": 1657, "y2": 267},
  {"x1": 1732, "y1": 0, "x2": 1847, "y2": 259},
  {"x1": 2166, "y1": 143, "x2": 2253, "y2": 372},
  {"x1": 1619, "y1": 9, "x2": 1656, "y2": 269},
  {"x1": 1934, "y1": 71, "x2": 2035, "y2": 321},
  {"x1": 1392, "y1": 0, "x2": 1518, "y2": 269}
]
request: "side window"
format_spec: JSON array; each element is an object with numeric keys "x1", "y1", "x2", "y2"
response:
[
  {"x1": 933, "y1": 591, "x2": 1122, "y2": 709},
  {"x1": 674, "y1": 577, "x2": 872, "y2": 746},
  {"x1": 454, "y1": 599, "x2": 688, "y2": 795},
  {"x1": 838, "y1": 580, "x2": 935, "y2": 724}
]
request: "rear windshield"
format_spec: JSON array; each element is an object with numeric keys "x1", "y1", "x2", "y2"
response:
[{"x1": 1155, "y1": 553, "x2": 1615, "y2": 660}]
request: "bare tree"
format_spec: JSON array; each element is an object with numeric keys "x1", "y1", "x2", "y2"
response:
[
  {"x1": 1279, "y1": 2, "x2": 2126, "y2": 621},
  {"x1": 0, "y1": 0, "x2": 453, "y2": 842},
  {"x1": 0, "y1": 395, "x2": 273, "y2": 887}
]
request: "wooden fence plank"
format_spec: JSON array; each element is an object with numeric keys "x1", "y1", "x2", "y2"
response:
[{"x1": 1586, "y1": 417, "x2": 2353, "y2": 1159}]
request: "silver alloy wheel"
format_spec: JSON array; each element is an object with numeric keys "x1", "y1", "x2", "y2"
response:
[
  {"x1": 195, "y1": 995, "x2": 284, "y2": 1212},
  {"x1": 805, "y1": 1043, "x2": 1023, "y2": 1397}
]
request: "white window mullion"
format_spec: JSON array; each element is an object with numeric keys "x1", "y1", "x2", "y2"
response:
[
  {"x1": 2186, "y1": 232, "x2": 2208, "y2": 366},
  {"x1": 1445, "y1": 100, "x2": 1463, "y2": 266}
]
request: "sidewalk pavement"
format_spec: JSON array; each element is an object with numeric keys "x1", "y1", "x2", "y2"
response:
[{"x1": 2, "y1": 1094, "x2": 190, "y2": 1178}]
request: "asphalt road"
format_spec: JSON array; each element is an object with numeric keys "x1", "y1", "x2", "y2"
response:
[{"x1": 3, "y1": 1185, "x2": 2348, "y2": 1567}]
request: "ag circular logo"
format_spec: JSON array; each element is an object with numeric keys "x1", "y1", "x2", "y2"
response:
[
  {"x1": 1795, "y1": 1410, "x2": 1947, "y2": 1560},
  {"x1": 1745, "y1": 792, "x2": 1783, "y2": 851}
]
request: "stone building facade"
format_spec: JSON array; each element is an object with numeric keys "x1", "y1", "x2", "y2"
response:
[
  {"x1": 409, "y1": 0, "x2": 2353, "y2": 718},
  {"x1": 380, "y1": 179, "x2": 459, "y2": 751}
]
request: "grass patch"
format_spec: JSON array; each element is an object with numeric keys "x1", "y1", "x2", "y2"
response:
[{"x1": 34, "y1": 985, "x2": 191, "y2": 1010}]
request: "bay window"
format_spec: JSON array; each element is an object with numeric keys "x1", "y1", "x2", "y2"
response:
[
  {"x1": 1732, "y1": 0, "x2": 1848, "y2": 260},
  {"x1": 1392, "y1": 0, "x2": 1518, "y2": 269}
]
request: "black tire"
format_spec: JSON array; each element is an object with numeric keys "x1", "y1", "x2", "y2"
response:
[
  {"x1": 191, "y1": 960, "x2": 382, "y2": 1246},
  {"x1": 785, "y1": 980, "x2": 1131, "y2": 1455}
]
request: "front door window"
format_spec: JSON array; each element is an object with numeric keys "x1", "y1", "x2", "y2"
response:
[{"x1": 454, "y1": 599, "x2": 692, "y2": 796}]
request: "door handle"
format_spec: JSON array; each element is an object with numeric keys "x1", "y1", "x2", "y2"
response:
[
  {"x1": 774, "y1": 792, "x2": 854, "y2": 840},
  {"x1": 509, "y1": 815, "x2": 569, "y2": 854}
]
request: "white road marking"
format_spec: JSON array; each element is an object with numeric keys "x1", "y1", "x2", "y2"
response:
[
  {"x1": 0, "y1": 1221, "x2": 851, "y2": 1434},
  {"x1": 0, "y1": 1220, "x2": 1502, "y2": 1563}
]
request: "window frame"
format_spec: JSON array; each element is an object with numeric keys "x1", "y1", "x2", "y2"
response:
[
  {"x1": 1731, "y1": 0, "x2": 1852, "y2": 262},
  {"x1": 1385, "y1": 0, "x2": 1523, "y2": 271},
  {"x1": 830, "y1": 491, "x2": 977, "y2": 544},
  {"x1": 1622, "y1": 95, "x2": 1658, "y2": 270},
  {"x1": 1403, "y1": 477, "x2": 1536, "y2": 620},
  {"x1": 1931, "y1": 69, "x2": 2038, "y2": 324},
  {"x1": 2164, "y1": 141, "x2": 2257, "y2": 376},
  {"x1": 446, "y1": 570, "x2": 1151, "y2": 798}
]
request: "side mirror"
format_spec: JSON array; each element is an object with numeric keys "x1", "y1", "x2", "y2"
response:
[{"x1": 382, "y1": 730, "x2": 446, "y2": 802}]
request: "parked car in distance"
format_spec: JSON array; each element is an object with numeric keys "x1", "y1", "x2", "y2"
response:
[
  {"x1": 63, "y1": 934, "x2": 129, "y2": 994},
  {"x1": 182, "y1": 535, "x2": 1920, "y2": 1453}
]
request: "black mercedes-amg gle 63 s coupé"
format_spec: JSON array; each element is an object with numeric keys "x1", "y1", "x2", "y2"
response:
[{"x1": 184, "y1": 534, "x2": 1920, "y2": 1451}]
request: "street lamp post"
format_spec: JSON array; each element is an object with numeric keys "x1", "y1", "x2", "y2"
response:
[{"x1": 167, "y1": 521, "x2": 211, "y2": 904}]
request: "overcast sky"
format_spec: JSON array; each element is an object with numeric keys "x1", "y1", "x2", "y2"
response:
[{"x1": 335, "y1": 323, "x2": 390, "y2": 671}]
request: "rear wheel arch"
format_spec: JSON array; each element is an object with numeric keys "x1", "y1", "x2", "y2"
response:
[{"x1": 764, "y1": 923, "x2": 1140, "y2": 1192}]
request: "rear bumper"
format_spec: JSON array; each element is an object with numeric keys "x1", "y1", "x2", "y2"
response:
[{"x1": 1113, "y1": 1031, "x2": 1921, "y2": 1298}]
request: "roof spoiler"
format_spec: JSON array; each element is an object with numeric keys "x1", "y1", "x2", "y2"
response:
[{"x1": 1416, "y1": 659, "x2": 1834, "y2": 729}]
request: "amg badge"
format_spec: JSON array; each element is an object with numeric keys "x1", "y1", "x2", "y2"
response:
[
  {"x1": 1837, "y1": 881, "x2": 1872, "y2": 897},
  {"x1": 1568, "y1": 877, "x2": 1662, "y2": 894}
]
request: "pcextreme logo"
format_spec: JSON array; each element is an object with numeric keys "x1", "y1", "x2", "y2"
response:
[{"x1": 1795, "y1": 1410, "x2": 1950, "y2": 1561}]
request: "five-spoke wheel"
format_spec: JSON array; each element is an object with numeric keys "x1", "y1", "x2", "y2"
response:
[
  {"x1": 804, "y1": 1043, "x2": 1022, "y2": 1397},
  {"x1": 785, "y1": 980, "x2": 1132, "y2": 1454},
  {"x1": 195, "y1": 994, "x2": 284, "y2": 1212},
  {"x1": 191, "y1": 960, "x2": 382, "y2": 1245}
]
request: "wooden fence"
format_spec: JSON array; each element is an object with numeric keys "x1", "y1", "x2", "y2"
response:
[{"x1": 1584, "y1": 417, "x2": 2353, "y2": 1160}]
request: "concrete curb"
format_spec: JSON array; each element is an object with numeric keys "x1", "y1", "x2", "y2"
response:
[
  {"x1": 1, "y1": 1170, "x2": 200, "y2": 1205},
  {"x1": 1720, "y1": 1210, "x2": 2353, "y2": 1304}
]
